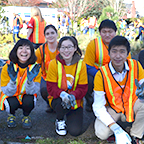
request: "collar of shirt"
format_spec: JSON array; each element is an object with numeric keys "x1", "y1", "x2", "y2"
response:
[{"x1": 109, "y1": 61, "x2": 129, "y2": 82}]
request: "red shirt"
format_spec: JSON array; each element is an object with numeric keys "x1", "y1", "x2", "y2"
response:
[{"x1": 27, "y1": 17, "x2": 35, "y2": 42}]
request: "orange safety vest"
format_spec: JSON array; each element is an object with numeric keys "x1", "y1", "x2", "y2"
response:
[
  {"x1": 13, "y1": 17, "x2": 19, "y2": 27},
  {"x1": 39, "y1": 43, "x2": 59, "y2": 80},
  {"x1": 48, "y1": 59, "x2": 83, "y2": 110},
  {"x1": 0, "y1": 62, "x2": 37, "y2": 110},
  {"x1": 33, "y1": 16, "x2": 46, "y2": 44},
  {"x1": 99, "y1": 59, "x2": 138, "y2": 122},
  {"x1": 94, "y1": 37, "x2": 110, "y2": 69}
]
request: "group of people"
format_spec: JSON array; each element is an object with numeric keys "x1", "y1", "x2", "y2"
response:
[{"x1": 2, "y1": 8, "x2": 144, "y2": 143}]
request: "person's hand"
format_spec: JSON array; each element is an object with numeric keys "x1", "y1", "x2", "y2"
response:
[
  {"x1": 110, "y1": 123, "x2": 132, "y2": 144},
  {"x1": 7, "y1": 61, "x2": 19, "y2": 82},
  {"x1": 135, "y1": 79, "x2": 144, "y2": 100},
  {"x1": 60, "y1": 92, "x2": 76, "y2": 109},
  {"x1": 68, "y1": 94, "x2": 76, "y2": 107},
  {"x1": 27, "y1": 64, "x2": 40, "y2": 82},
  {"x1": 60, "y1": 91, "x2": 70, "y2": 103}
]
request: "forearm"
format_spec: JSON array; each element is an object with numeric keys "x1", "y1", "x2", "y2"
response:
[
  {"x1": 25, "y1": 81, "x2": 40, "y2": 95},
  {"x1": 47, "y1": 81, "x2": 63, "y2": 99},
  {"x1": 92, "y1": 91, "x2": 115, "y2": 126},
  {"x1": 70, "y1": 84, "x2": 88, "y2": 99},
  {"x1": 26, "y1": 28, "x2": 33, "y2": 39},
  {"x1": 1, "y1": 80, "x2": 17, "y2": 96}
]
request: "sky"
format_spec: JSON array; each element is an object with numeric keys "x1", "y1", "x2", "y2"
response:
[{"x1": 124, "y1": 0, "x2": 144, "y2": 16}]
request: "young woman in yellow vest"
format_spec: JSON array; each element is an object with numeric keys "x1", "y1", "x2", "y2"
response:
[
  {"x1": 93, "y1": 36, "x2": 144, "y2": 144},
  {"x1": 46, "y1": 36, "x2": 88, "y2": 136},
  {"x1": 35, "y1": 25, "x2": 59, "y2": 113},
  {"x1": 0, "y1": 39, "x2": 41, "y2": 129},
  {"x1": 27, "y1": 6, "x2": 46, "y2": 49}
]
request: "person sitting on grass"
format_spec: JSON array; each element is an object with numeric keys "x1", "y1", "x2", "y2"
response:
[{"x1": 0, "y1": 39, "x2": 41, "y2": 129}]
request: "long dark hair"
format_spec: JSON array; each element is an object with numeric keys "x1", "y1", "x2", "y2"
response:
[
  {"x1": 57, "y1": 36, "x2": 82, "y2": 56},
  {"x1": 9, "y1": 39, "x2": 37, "y2": 64},
  {"x1": 44, "y1": 24, "x2": 57, "y2": 35}
]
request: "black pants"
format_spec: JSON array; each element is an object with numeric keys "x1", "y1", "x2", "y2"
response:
[
  {"x1": 13, "y1": 32, "x2": 21, "y2": 43},
  {"x1": 52, "y1": 98, "x2": 83, "y2": 137},
  {"x1": 84, "y1": 74, "x2": 94, "y2": 106},
  {"x1": 5, "y1": 94, "x2": 35, "y2": 116},
  {"x1": 40, "y1": 77, "x2": 49, "y2": 105}
]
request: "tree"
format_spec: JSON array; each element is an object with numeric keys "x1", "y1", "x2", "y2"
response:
[
  {"x1": 7, "y1": 0, "x2": 43, "y2": 6},
  {"x1": 109, "y1": 0, "x2": 126, "y2": 18},
  {"x1": 81, "y1": 0, "x2": 110, "y2": 19},
  {"x1": 52, "y1": 0, "x2": 111, "y2": 35},
  {"x1": 97, "y1": 6, "x2": 119, "y2": 24}
]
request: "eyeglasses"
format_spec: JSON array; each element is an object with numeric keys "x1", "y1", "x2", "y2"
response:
[{"x1": 60, "y1": 45, "x2": 74, "y2": 50}]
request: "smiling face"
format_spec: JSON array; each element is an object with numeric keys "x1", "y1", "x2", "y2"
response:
[
  {"x1": 44, "y1": 27, "x2": 58, "y2": 44},
  {"x1": 109, "y1": 45, "x2": 128, "y2": 73},
  {"x1": 100, "y1": 28, "x2": 116, "y2": 46},
  {"x1": 17, "y1": 45, "x2": 31, "y2": 64},
  {"x1": 59, "y1": 39, "x2": 77, "y2": 65}
]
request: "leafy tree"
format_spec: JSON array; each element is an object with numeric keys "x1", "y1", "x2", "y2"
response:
[
  {"x1": 109, "y1": 0, "x2": 126, "y2": 18},
  {"x1": 0, "y1": 0, "x2": 8, "y2": 5},
  {"x1": 81, "y1": 0, "x2": 110, "y2": 19},
  {"x1": 7, "y1": 0, "x2": 43, "y2": 6},
  {"x1": 0, "y1": 5, "x2": 5, "y2": 19},
  {"x1": 97, "y1": 6, "x2": 119, "y2": 24}
]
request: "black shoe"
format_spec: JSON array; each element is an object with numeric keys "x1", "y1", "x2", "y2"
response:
[
  {"x1": 132, "y1": 136, "x2": 141, "y2": 144},
  {"x1": 55, "y1": 119, "x2": 67, "y2": 136},
  {"x1": 45, "y1": 105, "x2": 53, "y2": 113}
]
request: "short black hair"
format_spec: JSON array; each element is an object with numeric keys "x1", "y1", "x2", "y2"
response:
[
  {"x1": 44, "y1": 24, "x2": 57, "y2": 35},
  {"x1": 9, "y1": 38, "x2": 37, "y2": 64},
  {"x1": 99, "y1": 19, "x2": 117, "y2": 32},
  {"x1": 108, "y1": 35, "x2": 130, "y2": 55},
  {"x1": 58, "y1": 36, "x2": 82, "y2": 56}
]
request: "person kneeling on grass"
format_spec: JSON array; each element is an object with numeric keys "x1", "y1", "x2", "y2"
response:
[
  {"x1": 92, "y1": 35, "x2": 144, "y2": 144},
  {"x1": 46, "y1": 36, "x2": 88, "y2": 136},
  {"x1": 0, "y1": 39, "x2": 41, "y2": 129}
]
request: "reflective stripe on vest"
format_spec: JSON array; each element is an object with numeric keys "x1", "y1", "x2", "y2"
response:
[
  {"x1": 57, "y1": 59, "x2": 83, "y2": 109},
  {"x1": 0, "y1": 62, "x2": 37, "y2": 110},
  {"x1": 0, "y1": 94, "x2": 8, "y2": 110},
  {"x1": 94, "y1": 37, "x2": 104, "y2": 68},
  {"x1": 33, "y1": 16, "x2": 46, "y2": 43},
  {"x1": 33, "y1": 17, "x2": 39, "y2": 43},
  {"x1": 100, "y1": 59, "x2": 138, "y2": 122},
  {"x1": 40, "y1": 43, "x2": 59, "y2": 80},
  {"x1": 101, "y1": 66, "x2": 116, "y2": 106}
]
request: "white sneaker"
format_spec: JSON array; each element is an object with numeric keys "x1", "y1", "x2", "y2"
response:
[{"x1": 55, "y1": 119, "x2": 67, "y2": 136}]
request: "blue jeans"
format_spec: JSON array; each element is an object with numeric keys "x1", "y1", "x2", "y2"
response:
[
  {"x1": 89, "y1": 28, "x2": 95, "y2": 38},
  {"x1": 13, "y1": 32, "x2": 21, "y2": 43}
]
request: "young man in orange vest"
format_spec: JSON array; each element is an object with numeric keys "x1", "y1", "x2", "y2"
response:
[
  {"x1": 84, "y1": 19, "x2": 131, "y2": 112},
  {"x1": 93, "y1": 36, "x2": 144, "y2": 144}
]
